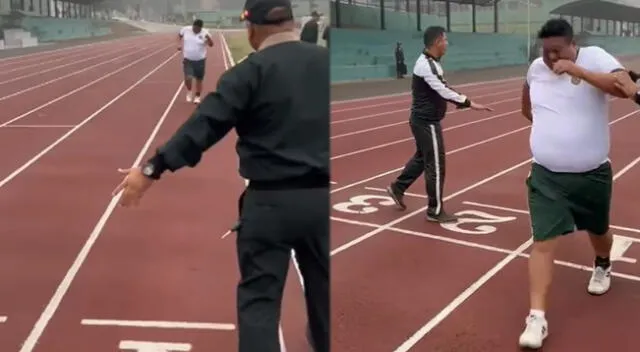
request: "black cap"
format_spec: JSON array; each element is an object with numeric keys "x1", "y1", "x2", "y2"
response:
[{"x1": 241, "y1": 0, "x2": 294, "y2": 25}]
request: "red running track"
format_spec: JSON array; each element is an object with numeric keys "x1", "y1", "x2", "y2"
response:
[
  {"x1": 330, "y1": 76, "x2": 640, "y2": 351},
  {"x1": 0, "y1": 33, "x2": 309, "y2": 351}
]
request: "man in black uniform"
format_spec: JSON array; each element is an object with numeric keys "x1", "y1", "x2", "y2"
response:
[
  {"x1": 111, "y1": 1, "x2": 329, "y2": 351},
  {"x1": 385, "y1": 26, "x2": 492, "y2": 223},
  {"x1": 300, "y1": 10, "x2": 321, "y2": 44},
  {"x1": 395, "y1": 42, "x2": 406, "y2": 78},
  {"x1": 322, "y1": 25, "x2": 329, "y2": 47}
]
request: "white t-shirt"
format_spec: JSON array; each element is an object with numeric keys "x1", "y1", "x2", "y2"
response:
[
  {"x1": 179, "y1": 26, "x2": 210, "y2": 61},
  {"x1": 527, "y1": 46, "x2": 623, "y2": 173}
]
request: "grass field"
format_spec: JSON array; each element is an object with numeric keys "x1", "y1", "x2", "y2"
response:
[
  {"x1": 222, "y1": 25, "x2": 326, "y2": 65},
  {"x1": 223, "y1": 31, "x2": 254, "y2": 64}
]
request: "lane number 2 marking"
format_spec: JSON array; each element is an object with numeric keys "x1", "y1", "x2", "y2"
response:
[
  {"x1": 440, "y1": 210, "x2": 517, "y2": 235},
  {"x1": 332, "y1": 195, "x2": 396, "y2": 214}
]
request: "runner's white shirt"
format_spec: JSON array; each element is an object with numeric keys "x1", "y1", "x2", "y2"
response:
[
  {"x1": 527, "y1": 46, "x2": 623, "y2": 173},
  {"x1": 180, "y1": 26, "x2": 210, "y2": 61}
]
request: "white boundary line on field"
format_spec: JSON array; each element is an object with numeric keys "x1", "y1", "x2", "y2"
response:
[
  {"x1": 17, "y1": 51, "x2": 182, "y2": 352},
  {"x1": 219, "y1": 32, "x2": 236, "y2": 67}
]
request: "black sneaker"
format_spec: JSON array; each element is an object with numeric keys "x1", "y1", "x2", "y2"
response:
[
  {"x1": 426, "y1": 210, "x2": 458, "y2": 223},
  {"x1": 385, "y1": 184, "x2": 406, "y2": 210}
]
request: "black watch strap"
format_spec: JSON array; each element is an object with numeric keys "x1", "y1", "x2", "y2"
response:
[
  {"x1": 142, "y1": 153, "x2": 167, "y2": 180},
  {"x1": 141, "y1": 163, "x2": 160, "y2": 180}
]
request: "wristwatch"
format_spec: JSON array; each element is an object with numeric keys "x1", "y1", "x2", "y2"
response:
[{"x1": 141, "y1": 162, "x2": 160, "y2": 180}]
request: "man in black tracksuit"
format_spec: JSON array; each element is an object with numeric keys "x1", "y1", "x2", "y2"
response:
[
  {"x1": 114, "y1": 1, "x2": 329, "y2": 351},
  {"x1": 395, "y1": 42, "x2": 406, "y2": 78},
  {"x1": 385, "y1": 26, "x2": 492, "y2": 223}
]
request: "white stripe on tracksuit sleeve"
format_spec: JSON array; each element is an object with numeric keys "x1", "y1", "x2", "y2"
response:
[{"x1": 414, "y1": 55, "x2": 469, "y2": 106}]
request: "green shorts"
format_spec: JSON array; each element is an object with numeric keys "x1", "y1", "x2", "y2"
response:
[
  {"x1": 526, "y1": 161, "x2": 612, "y2": 241},
  {"x1": 183, "y1": 58, "x2": 206, "y2": 80}
]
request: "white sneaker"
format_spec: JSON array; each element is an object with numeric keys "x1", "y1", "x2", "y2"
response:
[
  {"x1": 587, "y1": 265, "x2": 611, "y2": 295},
  {"x1": 518, "y1": 314, "x2": 548, "y2": 349},
  {"x1": 186, "y1": 92, "x2": 193, "y2": 103},
  {"x1": 193, "y1": 95, "x2": 201, "y2": 104}
]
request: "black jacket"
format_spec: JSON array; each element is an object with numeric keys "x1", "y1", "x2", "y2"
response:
[
  {"x1": 147, "y1": 39, "x2": 329, "y2": 184},
  {"x1": 300, "y1": 20, "x2": 319, "y2": 44},
  {"x1": 410, "y1": 52, "x2": 471, "y2": 123}
]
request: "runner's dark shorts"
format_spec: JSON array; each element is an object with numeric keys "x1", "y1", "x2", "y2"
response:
[
  {"x1": 526, "y1": 161, "x2": 612, "y2": 241},
  {"x1": 183, "y1": 58, "x2": 206, "y2": 80}
]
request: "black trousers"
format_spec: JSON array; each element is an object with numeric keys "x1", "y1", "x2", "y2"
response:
[
  {"x1": 396, "y1": 61, "x2": 406, "y2": 78},
  {"x1": 236, "y1": 186, "x2": 329, "y2": 352},
  {"x1": 393, "y1": 119, "x2": 446, "y2": 214}
]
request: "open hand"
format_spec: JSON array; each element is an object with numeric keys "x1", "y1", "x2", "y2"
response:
[
  {"x1": 470, "y1": 101, "x2": 494, "y2": 111},
  {"x1": 111, "y1": 167, "x2": 154, "y2": 207}
]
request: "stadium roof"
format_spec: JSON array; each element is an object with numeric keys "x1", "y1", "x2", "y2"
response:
[
  {"x1": 426, "y1": 0, "x2": 495, "y2": 5},
  {"x1": 67, "y1": 0, "x2": 105, "y2": 4},
  {"x1": 549, "y1": 0, "x2": 640, "y2": 22}
]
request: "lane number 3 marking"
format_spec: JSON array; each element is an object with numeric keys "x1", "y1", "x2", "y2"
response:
[{"x1": 332, "y1": 195, "x2": 396, "y2": 214}]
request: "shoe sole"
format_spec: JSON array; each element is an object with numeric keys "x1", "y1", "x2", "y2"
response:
[
  {"x1": 587, "y1": 274, "x2": 611, "y2": 296},
  {"x1": 587, "y1": 286, "x2": 610, "y2": 296},
  {"x1": 426, "y1": 216, "x2": 458, "y2": 223},
  {"x1": 519, "y1": 344, "x2": 543, "y2": 350},
  {"x1": 519, "y1": 336, "x2": 546, "y2": 350},
  {"x1": 385, "y1": 186, "x2": 406, "y2": 210}
]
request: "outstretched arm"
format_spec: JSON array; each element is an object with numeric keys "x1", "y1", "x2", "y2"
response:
[
  {"x1": 142, "y1": 68, "x2": 251, "y2": 179},
  {"x1": 419, "y1": 61, "x2": 471, "y2": 108}
]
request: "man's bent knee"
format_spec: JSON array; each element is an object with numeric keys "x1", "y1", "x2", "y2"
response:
[{"x1": 531, "y1": 235, "x2": 561, "y2": 252}]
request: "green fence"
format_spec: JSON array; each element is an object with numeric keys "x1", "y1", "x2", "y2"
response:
[
  {"x1": 330, "y1": 0, "x2": 640, "y2": 82},
  {"x1": 0, "y1": 13, "x2": 112, "y2": 42}
]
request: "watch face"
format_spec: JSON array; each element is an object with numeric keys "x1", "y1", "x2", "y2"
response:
[{"x1": 142, "y1": 164, "x2": 154, "y2": 176}]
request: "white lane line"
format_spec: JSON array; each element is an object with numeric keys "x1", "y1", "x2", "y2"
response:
[
  {"x1": 0, "y1": 44, "x2": 171, "y2": 128},
  {"x1": 0, "y1": 43, "x2": 166, "y2": 103},
  {"x1": 393, "y1": 112, "x2": 640, "y2": 352},
  {"x1": 1, "y1": 124, "x2": 75, "y2": 128},
  {"x1": 331, "y1": 216, "x2": 640, "y2": 281},
  {"x1": 81, "y1": 319, "x2": 235, "y2": 330},
  {"x1": 17, "y1": 55, "x2": 183, "y2": 352}
]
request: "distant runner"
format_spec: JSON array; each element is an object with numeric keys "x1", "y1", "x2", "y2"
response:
[{"x1": 178, "y1": 19, "x2": 213, "y2": 104}]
